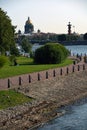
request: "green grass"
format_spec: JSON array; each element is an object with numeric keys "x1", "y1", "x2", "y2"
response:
[
  {"x1": 0, "y1": 90, "x2": 32, "y2": 109},
  {"x1": 0, "y1": 56, "x2": 73, "y2": 79}
]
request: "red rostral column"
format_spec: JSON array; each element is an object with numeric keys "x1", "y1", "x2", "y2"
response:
[{"x1": 67, "y1": 22, "x2": 72, "y2": 35}]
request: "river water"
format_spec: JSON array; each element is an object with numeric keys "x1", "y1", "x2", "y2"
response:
[
  {"x1": 65, "y1": 45, "x2": 87, "y2": 56},
  {"x1": 32, "y1": 44, "x2": 87, "y2": 56},
  {"x1": 36, "y1": 98, "x2": 87, "y2": 130}
]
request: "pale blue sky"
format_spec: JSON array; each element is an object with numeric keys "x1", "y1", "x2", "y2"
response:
[{"x1": 0, "y1": 0, "x2": 87, "y2": 34}]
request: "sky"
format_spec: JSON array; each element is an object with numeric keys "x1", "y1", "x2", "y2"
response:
[{"x1": 0, "y1": 0, "x2": 87, "y2": 34}]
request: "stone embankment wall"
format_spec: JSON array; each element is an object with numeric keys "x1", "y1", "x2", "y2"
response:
[
  {"x1": 61, "y1": 40, "x2": 87, "y2": 45},
  {"x1": 0, "y1": 63, "x2": 86, "y2": 90}
]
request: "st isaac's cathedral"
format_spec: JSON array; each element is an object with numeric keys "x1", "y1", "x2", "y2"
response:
[{"x1": 24, "y1": 17, "x2": 34, "y2": 34}]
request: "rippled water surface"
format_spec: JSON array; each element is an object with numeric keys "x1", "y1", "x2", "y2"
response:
[
  {"x1": 66, "y1": 45, "x2": 87, "y2": 56},
  {"x1": 36, "y1": 99, "x2": 87, "y2": 130}
]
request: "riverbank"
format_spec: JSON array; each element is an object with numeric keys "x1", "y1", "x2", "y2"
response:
[
  {"x1": 61, "y1": 40, "x2": 87, "y2": 46},
  {"x1": 1, "y1": 70, "x2": 87, "y2": 129}
]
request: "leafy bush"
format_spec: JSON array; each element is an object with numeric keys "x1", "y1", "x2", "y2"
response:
[
  {"x1": 9, "y1": 55, "x2": 16, "y2": 66},
  {"x1": 0, "y1": 56, "x2": 7, "y2": 68},
  {"x1": 0, "y1": 46, "x2": 5, "y2": 55},
  {"x1": 34, "y1": 43, "x2": 69, "y2": 64}
]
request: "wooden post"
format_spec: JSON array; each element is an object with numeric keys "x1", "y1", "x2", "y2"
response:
[
  {"x1": 78, "y1": 65, "x2": 80, "y2": 71},
  {"x1": 83, "y1": 64, "x2": 85, "y2": 70},
  {"x1": 53, "y1": 70, "x2": 56, "y2": 77},
  {"x1": 46, "y1": 71, "x2": 48, "y2": 79},
  {"x1": 29, "y1": 75, "x2": 31, "y2": 83},
  {"x1": 19, "y1": 77, "x2": 21, "y2": 85},
  {"x1": 72, "y1": 66, "x2": 75, "y2": 72},
  {"x1": 73, "y1": 61, "x2": 76, "y2": 65},
  {"x1": 8, "y1": 79, "x2": 10, "y2": 88},
  {"x1": 38, "y1": 73, "x2": 40, "y2": 81},
  {"x1": 66, "y1": 67, "x2": 69, "y2": 74},
  {"x1": 60, "y1": 68, "x2": 62, "y2": 75}
]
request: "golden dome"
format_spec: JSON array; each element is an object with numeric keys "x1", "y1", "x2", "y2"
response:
[{"x1": 26, "y1": 17, "x2": 32, "y2": 24}]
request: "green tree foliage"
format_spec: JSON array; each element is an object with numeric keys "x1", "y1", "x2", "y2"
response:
[
  {"x1": 9, "y1": 55, "x2": 15, "y2": 65},
  {"x1": 0, "y1": 45, "x2": 5, "y2": 55},
  {"x1": 83, "y1": 33, "x2": 87, "y2": 40},
  {"x1": 66, "y1": 34, "x2": 79, "y2": 41},
  {"x1": 21, "y1": 38, "x2": 32, "y2": 53},
  {"x1": 34, "y1": 43, "x2": 69, "y2": 64},
  {"x1": 58, "y1": 34, "x2": 66, "y2": 41},
  {"x1": 9, "y1": 55, "x2": 18, "y2": 66},
  {"x1": 10, "y1": 44, "x2": 19, "y2": 56},
  {"x1": 0, "y1": 56, "x2": 7, "y2": 68},
  {"x1": 0, "y1": 8, "x2": 15, "y2": 54}
]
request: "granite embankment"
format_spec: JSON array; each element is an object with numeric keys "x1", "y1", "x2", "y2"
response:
[
  {"x1": 1, "y1": 70, "x2": 87, "y2": 129},
  {"x1": 61, "y1": 40, "x2": 87, "y2": 45}
]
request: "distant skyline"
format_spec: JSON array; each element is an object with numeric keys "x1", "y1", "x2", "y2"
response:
[{"x1": 0, "y1": 0, "x2": 87, "y2": 34}]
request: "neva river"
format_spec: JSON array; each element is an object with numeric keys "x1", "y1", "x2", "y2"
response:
[
  {"x1": 32, "y1": 44, "x2": 87, "y2": 56},
  {"x1": 66, "y1": 45, "x2": 87, "y2": 56},
  {"x1": 36, "y1": 98, "x2": 87, "y2": 130}
]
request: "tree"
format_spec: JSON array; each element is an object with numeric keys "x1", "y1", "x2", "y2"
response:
[
  {"x1": 21, "y1": 38, "x2": 32, "y2": 53},
  {"x1": 0, "y1": 45, "x2": 5, "y2": 55},
  {"x1": 58, "y1": 34, "x2": 66, "y2": 42},
  {"x1": 0, "y1": 56, "x2": 7, "y2": 68},
  {"x1": 34, "y1": 43, "x2": 69, "y2": 64},
  {"x1": 0, "y1": 8, "x2": 15, "y2": 54},
  {"x1": 10, "y1": 44, "x2": 20, "y2": 56},
  {"x1": 83, "y1": 33, "x2": 87, "y2": 40},
  {"x1": 66, "y1": 34, "x2": 79, "y2": 41}
]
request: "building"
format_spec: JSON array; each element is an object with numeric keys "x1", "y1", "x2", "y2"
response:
[{"x1": 24, "y1": 17, "x2": 34, "y2": 34}]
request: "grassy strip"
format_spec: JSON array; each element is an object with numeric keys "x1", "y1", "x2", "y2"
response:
[
  {"x1": 0, "y1": 56, "x2": 73, "y2": 79},
  {"x1": 0, "y1": 90, "x2": 32, "y2": 109}
]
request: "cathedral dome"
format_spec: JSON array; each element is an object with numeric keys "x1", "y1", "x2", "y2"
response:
[
  {"x1": 26, "y1": 17, "x2": 32, "y2": 25},
  {"x1": 24, "y1": 17, "x2": 34, "y2": 34}
]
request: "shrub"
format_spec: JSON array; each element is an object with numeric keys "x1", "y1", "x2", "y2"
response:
[
  {"x1": 9, "y1": 55, "x2": 18, "y2": 66},
  {"x1": 34, "y1": 43, "x2": 69, "y2": 64},
  {"x1": 0, "y1": 56, "x2": 7, "y2": 68}
]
